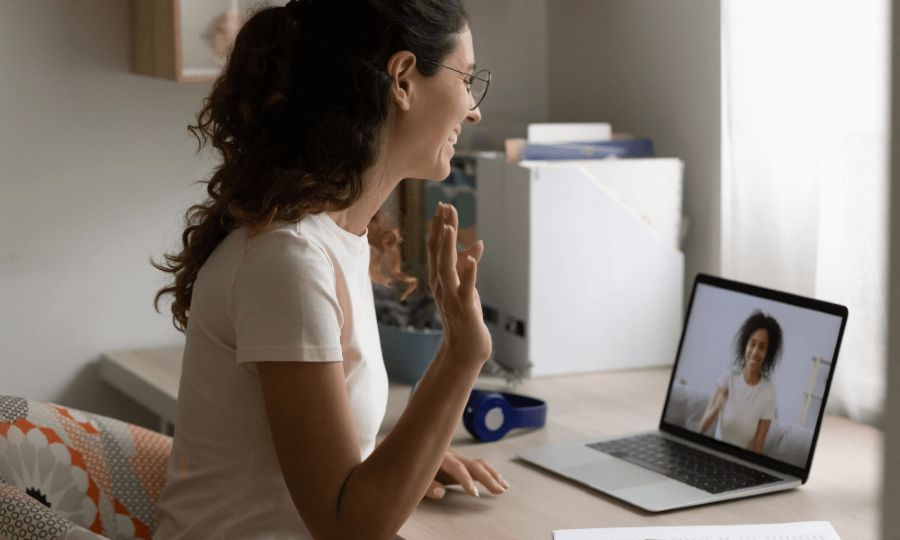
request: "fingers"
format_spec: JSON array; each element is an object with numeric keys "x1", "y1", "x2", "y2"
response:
[
  {"x1": 438, "y1": 452, "x2": 508, "y2": 498},
  {"x1": 464, "y1": 459, "x2": 507, "y2": 495},
  {"x1": 437, "y1": 221, "x2": 460, "y2": 292},
  {"x1": 423, "y1": 479, "x2": 445, "y2": 500},
  {"x1": 456, "y1": 240, "x2": 484, "y2": 276},
  {"x1": 428, "y1": 203, "x2": 456, "y2": 289},
  {"x1": 457, "y1": 255, "x2": 477, "y2": 300},
  {"x1": 431, "y1": 203, "x2": 460, "y2": 292},
  {"x1": 442, "y1": 456, "x2": 480, "y2": 497},
  {"x1": 469, "y1": 240, "x2": 485, "y2": 263},
  {"x1": 427, "y1": 204, "x2": 443, "y2": 290},
  {"x1": 477, "y1": 459, "x2": 511, "y2": 491},
  {"x1": 430, "y1": 203, "x2": 483, "y2": 299}
]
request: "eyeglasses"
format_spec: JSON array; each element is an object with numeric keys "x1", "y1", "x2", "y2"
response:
[{"x1": 420, "y1": 60, "x2": 491, "y2": 110}]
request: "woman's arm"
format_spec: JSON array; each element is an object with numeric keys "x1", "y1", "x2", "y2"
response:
[
  {"x1": 699, "y1": 386, "x2": 728, "y2": 434},
  {"x1": 259, "y1": 203, "x2": 493, "y2": 540},
  {"x1": 750, "y1": 419, "x2": 771, "y2": 453},
  {"x1": 259, "y1": 342, "x2": 481, "y2": 539}
]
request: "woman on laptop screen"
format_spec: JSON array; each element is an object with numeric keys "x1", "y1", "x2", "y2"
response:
[{"x1": 700, "y1": 311, "x2": 783, "y2": 452}]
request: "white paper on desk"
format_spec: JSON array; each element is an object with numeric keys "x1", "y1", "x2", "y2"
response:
[{"x1": 552, "y1": 521, "x2": 841, "y2": 540}]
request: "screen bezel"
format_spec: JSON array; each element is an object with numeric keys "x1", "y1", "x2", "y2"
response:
[{"x1": 658, "y1": 273, "x2": 849, "y2": 482}]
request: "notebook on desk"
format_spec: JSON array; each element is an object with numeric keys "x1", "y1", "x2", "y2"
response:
[
  {"x1": 552, "y1": 520, "x2": 841, "y2": 539},
  {"x1": 520, "y1": 274, "x2": 848, "y2": 512}
]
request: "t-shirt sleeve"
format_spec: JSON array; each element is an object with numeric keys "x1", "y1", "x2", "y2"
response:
[
  {"x1": 230, "y1": 229, "x2": 344, "y2": 364},
  {"x1": 716, "y1": 371, "x2": 730, "y2": 390}
]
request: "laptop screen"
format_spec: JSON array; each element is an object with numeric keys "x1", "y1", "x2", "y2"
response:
[{"x1": 661, "y1": 276, "x2": 847, "y2": 472}]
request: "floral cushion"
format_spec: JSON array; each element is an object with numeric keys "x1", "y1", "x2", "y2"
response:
[
  {"x1": 0, "y1": 477, "x2": 99, "y2": 539},
  {"x1": 0, "y1": 396, "x2": 172, "y2": 540}
]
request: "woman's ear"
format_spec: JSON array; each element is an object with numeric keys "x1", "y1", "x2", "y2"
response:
[{"x1": 386, "y1": 50, "x2": 417, "y2": 112}]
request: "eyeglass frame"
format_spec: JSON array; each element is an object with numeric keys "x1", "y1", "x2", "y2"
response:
[{"x1": 419, "y1": 59, "x2": 491, "y2": 110}]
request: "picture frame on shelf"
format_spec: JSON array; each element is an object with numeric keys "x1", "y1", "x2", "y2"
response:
[{"x1": 130, "y1": 0, "x2": 285, "y2": 82}]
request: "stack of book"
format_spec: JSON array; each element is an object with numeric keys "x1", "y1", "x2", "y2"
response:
[{"x1": 505, "y1": 122, "x2": 654, "y2": 161}]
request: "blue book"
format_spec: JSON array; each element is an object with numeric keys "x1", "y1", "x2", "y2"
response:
[{"x1": 506, "y1": 138, "x2": 655, "y2": 161}]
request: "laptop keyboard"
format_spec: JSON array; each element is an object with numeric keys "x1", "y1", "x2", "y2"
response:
[{"x1": 586, "y1": 433, "x2": 782, "y2": 494}]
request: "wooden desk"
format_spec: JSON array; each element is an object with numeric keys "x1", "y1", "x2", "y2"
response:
[
  {"x1": 100, "y1": 346, "x2": 182, "y2": 433},
  {"x1": 100, "y1": 347, "x2": 881, "y2": 539}
]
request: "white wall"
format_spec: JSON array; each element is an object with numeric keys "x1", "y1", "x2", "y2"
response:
[
  {"x1": 546, "y1": 0, "x2": 722, "y2": 292},
  {"x1": 463, "y1": 0, "x2": 550, "y2": 149},
  {"x1": 0, "y1": 1, "x2": 213, "y2": 427}
]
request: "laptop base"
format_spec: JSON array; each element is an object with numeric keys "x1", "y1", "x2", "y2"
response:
[{"x1": 519, "y1": 431, "x2": 800, "y2": 513}]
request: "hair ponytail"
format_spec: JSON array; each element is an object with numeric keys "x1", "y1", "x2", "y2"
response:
[{"x1": 152, "y1": 185, "x2": 237, "y2": 332}]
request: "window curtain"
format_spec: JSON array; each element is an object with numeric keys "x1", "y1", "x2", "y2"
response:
[{"x1": 721, "y1": 0, "x2": 890, "y2": 424}]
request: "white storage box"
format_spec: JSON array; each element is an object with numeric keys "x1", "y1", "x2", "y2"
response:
[{"x1": 475, "y1": 155, "x2": 685, "y2": 377}]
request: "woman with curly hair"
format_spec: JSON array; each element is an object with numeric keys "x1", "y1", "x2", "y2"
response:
[
  {"x1": 151, "y1": 1, "x2": 502, "y2": 537},
  {"x1": 700, "y1": 311, "x2": 784, "y2": 453}
]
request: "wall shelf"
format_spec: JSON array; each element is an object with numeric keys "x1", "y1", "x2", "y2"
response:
[{"x1": 130, "y1": 0, "x2": 277, "y2": 82}]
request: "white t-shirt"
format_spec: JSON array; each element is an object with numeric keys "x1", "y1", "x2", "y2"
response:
[
  {"x1": 154, "y1": 213, "x2": 388, "y2": 540},
  {"x1": 714, "y1": 371, "x2": 777, "y2": 450}
]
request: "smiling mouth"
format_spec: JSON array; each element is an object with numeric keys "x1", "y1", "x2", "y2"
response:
[{"x1": 448, "y1": 134, "x2": 458, "y2": 145}]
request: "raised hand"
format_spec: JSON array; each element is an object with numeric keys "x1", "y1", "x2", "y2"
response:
[
  {"x1": 427, "y1": 202, "x2": 492, "y2": 368},
  {"x1": 700, "y1": 385, "x2": 730, "y2": 434}
]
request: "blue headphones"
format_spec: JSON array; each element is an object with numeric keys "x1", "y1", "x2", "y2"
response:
[{"x1": 463, "y1": 390, "x2": 547, "y2": 442}]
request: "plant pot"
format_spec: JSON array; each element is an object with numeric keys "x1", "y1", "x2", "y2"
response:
[{"x1": 378, "y1": 323, "x2": 443, "y2": 385}]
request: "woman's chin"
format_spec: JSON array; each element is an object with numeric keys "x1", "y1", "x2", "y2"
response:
[
  {"x1": 408, "y1": 147, "x2": 454, "y2": 181},
  {"x1": 421, "y1": 160, "x2": 453, "y2": 182},
  {"x1": 439, "y1": 146, "x2": 455, "y2": 176}
]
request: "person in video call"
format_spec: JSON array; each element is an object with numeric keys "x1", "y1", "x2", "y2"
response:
[
  {"x1": 699, "y1": 311, "x2": 783, "y2": 453},
  {"x1": 151, "y1": 1, "x2": 506, "y2": 538}
]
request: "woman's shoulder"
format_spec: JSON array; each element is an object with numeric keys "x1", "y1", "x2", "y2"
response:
[
  {"x1": 239, "y1": 220, "x2": 335, "y2": 277},
  {"x1": 717, "y1": 369, "x2": 736, "y2": 387},
  {"x1": 244, "y1": 218, "x2": 324, "y2": 251}
]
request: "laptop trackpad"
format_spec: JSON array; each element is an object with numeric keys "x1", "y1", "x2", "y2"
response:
[{"x1": 564, "y1": 458, "x2": 668, "y2": 491}]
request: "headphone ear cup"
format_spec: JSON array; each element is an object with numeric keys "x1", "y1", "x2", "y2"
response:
[
  {"x1": 464, "y1": 391, "x2": 510, "y2": 442},
  {"x1": 463, "y1": 390, "x2": 487, "y2": 437},
  {"x1": 463, "y1": 390, "x2": 547, "y2": 442}
]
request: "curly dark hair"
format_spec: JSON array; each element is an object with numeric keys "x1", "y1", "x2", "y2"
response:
[
  {"x1": 732, "y1": 310, "x2": 784, "y2": 378},
  {"x1": 153, "y1": 0, "x2": 470, "y2": 331}
]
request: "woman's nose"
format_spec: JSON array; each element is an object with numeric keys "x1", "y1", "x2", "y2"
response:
[{"x1": 466, "y1": 106, "x2": 482, "y2": 124}]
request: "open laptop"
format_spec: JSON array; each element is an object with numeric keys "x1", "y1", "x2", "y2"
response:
[{"x1": 519, "y1": 274, "x2": 848, "y2": 512}]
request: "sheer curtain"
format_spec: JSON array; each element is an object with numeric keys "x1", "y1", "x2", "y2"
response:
[{"x1": 721, "y1": 0, "x2": 890, "y2": 423}]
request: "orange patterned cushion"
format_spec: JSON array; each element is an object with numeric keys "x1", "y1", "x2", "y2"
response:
[
  {"x1": 0, "y1": 396, "x2": 172, "y2": 539},
  {"x1": 0, "y1": 477, "x2": 97, "y2": 539}
]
